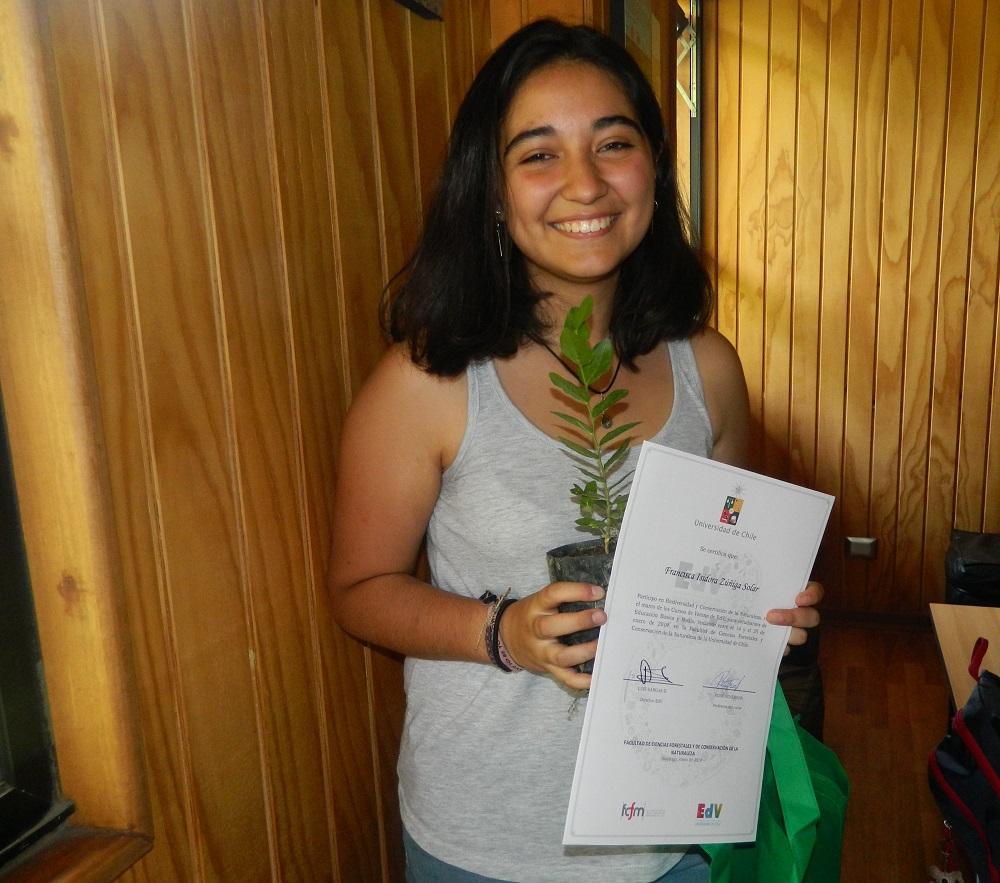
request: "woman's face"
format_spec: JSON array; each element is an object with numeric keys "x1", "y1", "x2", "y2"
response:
[{"x1": 500, "y1": 61, "x2": 656, "y2": 300}]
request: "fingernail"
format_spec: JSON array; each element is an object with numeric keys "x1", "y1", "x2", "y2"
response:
[
  {"x1": 592, "y1": 609, "x2": 608, "y2": 625},
  {"x1": 591, "y1": 585, "x2": 605, "y2": 599}
]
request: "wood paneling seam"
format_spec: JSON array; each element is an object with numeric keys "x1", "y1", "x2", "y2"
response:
[
  {"x1": 892, "y1": 0, "x2": 927, "y2": 588},
  {"x1": 954, "y1": 0, "x2": 991, "y2": 525},
  {"x1": 839, "y1": 0, "x2": 864, "y2": 543},
  {"x1": 987, "y1": 254, "x2": 1000, "y2": 526},
  {"x1": 867, "y1": 0, "x2": 895, "y2": 539},
  {"x1": 788, "y1": 0, "x2": 803, "y2": 461},
  {"x1": 934, "y1": 0, "x2": 962, "y2": 532},
  {"x1": 975, "y1": 0, "x2": 1000, "y2": 528},
  {"x1": 179, "y1": 0, "x2": 281, "y2": 875},
  {"x1": 304, "y1": 0, "x2": 348, "y2": 871},
  {"x1": 363, "y1": 0, "x2": 391, "y2": 286},
  {"x1": 812, "y1": 0, "x2": 834, "y2": 485},
  {"x1": 312, "y1": 1, "x2": 355, "y2": 411},
  {"x1": 915, "y1": 0, "x2": 954, "y2": 601},
  {"x1": 405, "y1": 15, "x2": 423, "y2": 220},
  {"x1": 90, "y1": 0, "x2": 205, "y2": 871},
  {"x1": 735, "y1": 0, "x2": 744, "y2": 350}
]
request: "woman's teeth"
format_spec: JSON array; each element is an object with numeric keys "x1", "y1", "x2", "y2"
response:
[{"x1": 553, "y1": 216, "x2": 615, "y2": 234}]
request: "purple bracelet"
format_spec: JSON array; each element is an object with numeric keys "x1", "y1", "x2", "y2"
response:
[{"x1": 493, "y1": 599, "x2": 524, "y2": 673}]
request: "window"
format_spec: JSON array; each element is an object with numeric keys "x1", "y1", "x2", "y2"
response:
[
  {"x1": 0, "y1": 399, "x2": 73, "y2": 868},
  {"x1": 675, "y1": 0, "x2": 701, "y2": 241}
]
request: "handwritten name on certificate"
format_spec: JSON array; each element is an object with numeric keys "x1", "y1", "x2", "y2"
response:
[{"x1": 563, "y1": 442, "x2": 833, "y2": 845}]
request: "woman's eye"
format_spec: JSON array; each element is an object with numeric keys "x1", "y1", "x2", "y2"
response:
[
  {"x1": 599, "y1": 140, "x2": 634, "y2": 153},
  {"x1": 521, "y1": 151, "x2": 554, "y2": 164}
]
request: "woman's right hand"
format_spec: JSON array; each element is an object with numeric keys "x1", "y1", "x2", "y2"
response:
[{"x1": 499, "y1": 582, "x2": 607, "y2": 690}]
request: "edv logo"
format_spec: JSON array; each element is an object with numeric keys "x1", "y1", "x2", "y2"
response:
[{"x1": 696, "y1": 802, "x2": 723, "y2": 819}]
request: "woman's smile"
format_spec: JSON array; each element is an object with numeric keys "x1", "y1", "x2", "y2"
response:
[{"x1": 551, "y1": 214, "x2": 619, "y2": 234}]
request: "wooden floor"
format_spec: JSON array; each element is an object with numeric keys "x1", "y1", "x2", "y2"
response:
[{"x1": 820, "y1": 618, "x2": 968, "y2": 881}]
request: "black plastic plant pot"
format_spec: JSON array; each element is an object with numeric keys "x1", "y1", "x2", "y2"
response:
[{"x1": 546, "y1": 538, "x2": 615, "y2": 674}]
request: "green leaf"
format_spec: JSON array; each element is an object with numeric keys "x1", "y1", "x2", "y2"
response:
[
  {"x1": 560, "y1": 299, "x2": 592, "y2": 366},
  {"x1": 603, "y1": 440, "x2": 631, "y2": 472},
  {"x1": 574, "y1": 466, "x2": 603, "y2": 482},
  {"x1": 551, "y1": 411, "x2": 591, "y2": 435},
  {"x1": 599, "y1": 421, "x2": 640, "y2": 447},
  {"x1": 549, "y1": 372, "x2": 589, "y2": 403},
  {"x1": 578, "y1": 340, "x2": 612, "y2": 387},
  {"x1": 558, "y1": 437, "x2": 599, "y2": 459},
  {"x1": 608, "y1": 470, "x2": 635, "y2": 492},
  {"x1": 592, "y1": 388, "x2": 628, "y2": 418},
  {"x1": 565, "y1": 296, "x2": 593, "y2": 330},
  {"x1": 559, "y1": 328, "x2": 588, "y2": 370}
]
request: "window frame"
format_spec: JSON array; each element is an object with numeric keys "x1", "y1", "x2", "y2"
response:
[{"x1": 0, "y1": 2, "x2": 152, "y2": 878}]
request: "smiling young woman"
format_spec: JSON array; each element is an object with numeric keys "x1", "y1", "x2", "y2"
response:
[{"x1": 330, "y1": 19, "x2": 822, "y2": 883}]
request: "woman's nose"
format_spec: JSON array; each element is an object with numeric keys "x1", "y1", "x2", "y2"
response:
[{"x1": 561, "y1": 152, "x2": 607, "y2": 204}]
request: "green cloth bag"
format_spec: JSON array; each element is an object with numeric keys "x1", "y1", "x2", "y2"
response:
[{"x1": 701, "y1": 683, "x2": 849, "y2": 882}]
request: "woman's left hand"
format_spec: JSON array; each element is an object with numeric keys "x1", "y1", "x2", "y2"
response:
[{"x1": 765, "y1": 581, "x2": 823, "y2": 655}]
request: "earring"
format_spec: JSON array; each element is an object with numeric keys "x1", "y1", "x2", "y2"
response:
[
  {"x1": 495, "y1": 209, "x2": 505, "y2": 259},
  {"x1": 653, "y1": 199, "x2": 659, "y2": 211}
]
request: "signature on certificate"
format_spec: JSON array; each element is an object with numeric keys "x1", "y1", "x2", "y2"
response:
[
  {"x1": 625, "y1": 658, "x2": 682, "y2": 687},
  {"x1": 705, "y1": 668, "x2": 753, "y2": 692}
]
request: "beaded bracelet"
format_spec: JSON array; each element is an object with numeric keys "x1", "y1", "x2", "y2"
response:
[
  {"x1": 494, "y1": 601, "x2": 524, "y2": 673},
  {"x1": 477, "y1": 590, "x2": 524, "y2": 673}
]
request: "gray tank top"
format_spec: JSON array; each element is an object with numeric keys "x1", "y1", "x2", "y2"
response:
[{"x1": 399, "y1": 339, "x2": 714, "y2": 882}]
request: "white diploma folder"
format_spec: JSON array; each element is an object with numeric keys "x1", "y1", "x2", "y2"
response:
[{"x1": 563, "y1": 442, "x2": 833, "y2": 845}]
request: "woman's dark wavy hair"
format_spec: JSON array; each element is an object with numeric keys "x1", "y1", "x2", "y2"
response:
[{"x1": 384, "y1": 18, "x2": 712, "y2": 376}]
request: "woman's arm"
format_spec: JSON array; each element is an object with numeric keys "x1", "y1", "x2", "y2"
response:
[
  {"x1": 330, "y1": 346, "x2": 487, "y2": 659},
  {"x1": 330, "y1": 346, "x2": 604, "y2": 687},
  {"x1": 690, "y1": 328, "x2": 823, "y2": 647}
]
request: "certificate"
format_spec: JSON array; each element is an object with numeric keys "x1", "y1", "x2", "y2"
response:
[{"x1": 563, "y1": 442, "x2": 833, "y2": 845}]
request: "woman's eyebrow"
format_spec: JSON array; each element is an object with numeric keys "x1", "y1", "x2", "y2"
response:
[
  {"x1": 503, "y1": 115, "x2": 644, "y2": 157},
  {"x1": 594, "y1": 114, "x2": 642, "y2": 134},
  {"x1": 503, "y1": 126, "x2": 554, "y2": 157}
]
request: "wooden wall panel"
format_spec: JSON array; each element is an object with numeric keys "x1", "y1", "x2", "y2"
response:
[
  {"x1": 707, "y1": 0, "x2": 741, "y2": 342},
  {"x1": 923, "y1": 0, "x2": 984, "y2": 596},
  {"x1": 737, "y1": 0, "x2": 770, "y2": 459},
  {"x1": 868, "y1": 0, "x2": 920, "y2": 608},
  {"x1": 788, "y1": 0, "x2": 828, "y2": 489},
  {"x1": 762, "y1": 0, "x2": 798, "y2": 480},
  {"x1": 811, "y1": 0, "x2": 858, "y2": 595},
  {"x1": 893, "y1": 0, "x2": 950, "y2": 604},
  {"x1": 42, "y1": 1, "x2": 196, "y2": 876},
  {"x1": 190, "y1": 3, "x2": 334, "y2": 879},
  {"x1": 705, "y1": 0, "x2": 1000, "y2": 613},
  {"x1": 98, "y1": 2, "x2": 274, "y2": 878},
  {"x1": 411, "y1": 14, "x2": 451, "y2": 210},
  {"x1": 958, "y1": 1, "x2": 1000, "y2": 532},
  {"x1": 841, "y1": 0, "x2": 889, "y2": 611},
  {"x1": 315, "y1": 5, "x2": 387, "y2": 880},
  {"x1": 981, "y1": 3, "x2": 1000, "y2": 535},
  {"x1": 488, "y1": 0, "x2": 603, "y2": 51}
]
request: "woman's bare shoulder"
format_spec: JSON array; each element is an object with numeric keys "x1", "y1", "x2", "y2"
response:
[
  {"x1": 688, "y1": 327, "x2": 750, "y2": 467},
  {"x1": 346, "y1": 343, "x2": 468, "y2": 468},
  {"x1": 688, "y1": 325, "x2": 740, "y2": 367}
]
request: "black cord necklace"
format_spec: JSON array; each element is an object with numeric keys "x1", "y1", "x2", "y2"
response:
[{"x1": 541, "y1": 340, "x2": 623, "y2": 429}]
